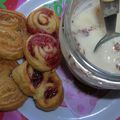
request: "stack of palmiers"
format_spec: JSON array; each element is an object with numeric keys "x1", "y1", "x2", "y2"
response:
[
  {"x1": 0, "y1": 9, "x2": 28, "y2": 111},
  {"x1": 0, "y1": 7, "x2": 64, "y2": 112}
]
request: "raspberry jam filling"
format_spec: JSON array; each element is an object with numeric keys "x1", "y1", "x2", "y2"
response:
[
  {"x1": 31, "y1": 70, "x2": 43, "y2": 88},
  {"x1": 40, "y1": 8, "x2": 54, "y2": 18},
  {"x1": 44, "y1": 87, "x2": 58, "y2": 99},
  {"x1": 28, "y1": 33, "x2": 61, "y2": 69}
]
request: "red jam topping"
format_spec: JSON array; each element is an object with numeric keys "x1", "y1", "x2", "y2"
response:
[
  {"x1": 28, "y1": 33, "x2": 61, "y2": 69},
  {"x1": 31, "y1": 70, "x2": 43, "y2": 88},
  {"x1": 44, "y1": 87, "x2": 58, "y2": 99}
]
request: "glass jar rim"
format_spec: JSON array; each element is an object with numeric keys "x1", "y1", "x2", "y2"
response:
[{"x1": 62, "y1": 0, "x2": 120, "y2": 82}]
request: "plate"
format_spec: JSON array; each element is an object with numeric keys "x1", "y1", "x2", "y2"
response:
[{"x1": 17, "y1": 0, "x2": 120, "y2": 120}]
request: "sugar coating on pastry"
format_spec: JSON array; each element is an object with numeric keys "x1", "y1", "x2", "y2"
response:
[
  {"x1": 27, "y1": 7, "x2": 60, "y2": 35},
  {"x1": 0, "y1": 60, "x2": 27, "y2": 111},
  {"x1": 24, "y1": 33, "x2": 61, "y2": 72},
  {"x1": 0, "y1": 9, "x2": 29, "y2": 60}
]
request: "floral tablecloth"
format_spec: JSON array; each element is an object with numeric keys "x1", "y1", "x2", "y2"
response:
[{"x1": 0, "y1": 0, "x2": 26, "y2": 10}]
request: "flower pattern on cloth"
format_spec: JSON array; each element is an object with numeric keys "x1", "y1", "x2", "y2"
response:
[
  {"x1": 57, "y1": 60, "x2": 109, "y2": 117},
  {"x1": 0, "y1": 111, "x2": 28, "y2": 120},
  {"x1": 116, "y1": 117, "x2": 120, "y2": 120},
  {"x1": 0, "y1": 0, "x2": 26, "y2": 10},
  {"x1": 0, "y1": 0, "x2": 17, "y2": 10}
]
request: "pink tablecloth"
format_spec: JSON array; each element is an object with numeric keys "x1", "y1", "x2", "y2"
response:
[
  {"x1": 0, "y1": 111, "x2": 28, "y2": 120},
  {"x1": 0, "y1": 0, "x2": 26, "y2": 10}
]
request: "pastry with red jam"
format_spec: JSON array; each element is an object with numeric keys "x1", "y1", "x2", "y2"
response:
[
  {"x1": 12, "y1": 61, "x2": 64, "y2": 111},
  {"x1": 12, "y1": 61, "x2": 35, "y2": 96},
  {"x1": 24, "y1": 33, "x2": 61, "y2": 72},
  {"x1": 33, "y1": 70, "x2": 64, "y2": 111},
  {"x1": 27, "y1": 7, "x2": 60, "y2": 37}
]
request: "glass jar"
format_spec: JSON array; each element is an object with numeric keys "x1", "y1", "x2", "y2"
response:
[{"x1": 59, "y1": 0, "x2": 120, "y2": 89}]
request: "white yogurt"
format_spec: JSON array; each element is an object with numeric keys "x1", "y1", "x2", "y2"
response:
[{"x1": 71, "y1": 0, "x2": 120, "y2": 74}]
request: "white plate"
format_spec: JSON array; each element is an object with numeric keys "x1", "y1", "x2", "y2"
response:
[{"x1": 17, "y1": 0, "x2": 120, "y2": 120}]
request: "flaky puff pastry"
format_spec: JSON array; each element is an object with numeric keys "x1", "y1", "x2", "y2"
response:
[
  {"x1": 27, "y1": 7, "x2": 60, "y2": 35},
  {"x1": 12, "y1": 61, "x2": 64, "y2": 111},
  {"x1": 0, "y1": 9, "x2": 29, "y2": 60},
  {"x1": 33, "y1": 70, "x2": 64, "y2": 111},
  {"x1": 0, "y1": 60, "x2": 27, "y2": 111},
  {"x1": 24, "y1": 33, "x2": 61, "y2": 72},
  {"x1": 12, "y1": 61, "x2": 37, "y2": 96}
]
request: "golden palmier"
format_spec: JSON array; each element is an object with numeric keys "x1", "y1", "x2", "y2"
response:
[
  {"x1": 0, "y1": 60, "x2": 27, "y2": 111},
  {"x1": 0, "y1": 9, "x2": 29, "y2": 60},
  {"x1": 12, "y1": 61, "x2": 40, "y2": 96}
]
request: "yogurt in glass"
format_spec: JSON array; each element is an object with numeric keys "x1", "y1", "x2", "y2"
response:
[{"x1": 71, "y1": 0, "x2": 120, "y2": 74}]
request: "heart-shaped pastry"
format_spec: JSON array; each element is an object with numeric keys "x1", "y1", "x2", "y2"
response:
[{"x1": 12, "y1": 61, "x2": 64, "y2": 111}]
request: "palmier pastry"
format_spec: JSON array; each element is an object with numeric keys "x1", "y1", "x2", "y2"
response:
[
  {"x1": 12, "y1": 61, "x2": 38, "y2": 96},
  {"x1": 0, "y1": 9, "x2": 29, "y2": 60},
  {"x1": 12, "y1": 61, "x2": 64, "y2": 111},
  {"x1": 0, "y1": 60, "x2": 27, "y2": 111},
  {"x1": 24, "y1": 33, "x2": 61, "y2": 72},
  {"x1": 27, "y1": 7, "x2": 60, "y2": 35}
]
